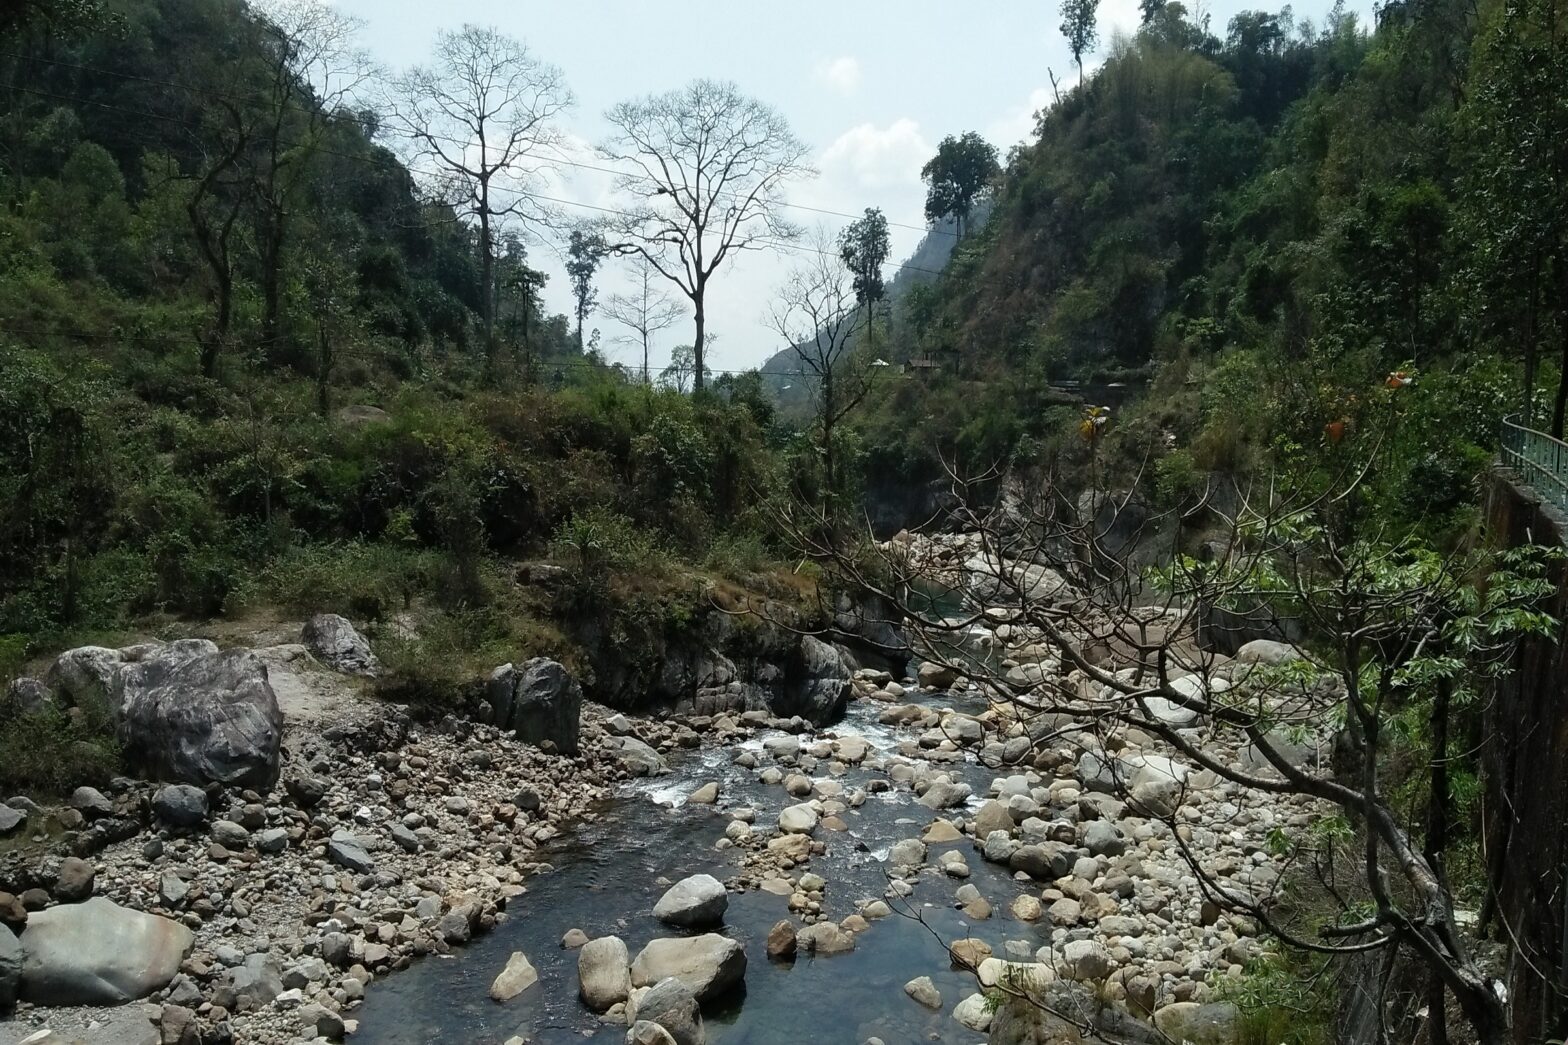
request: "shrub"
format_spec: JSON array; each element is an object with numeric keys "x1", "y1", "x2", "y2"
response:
[
  {"x1": 0, "y1": 703, "x2": 120, "y2": 795},
  {"x1": 231, "y1": 541, "x2": 441, "y2": 620}
]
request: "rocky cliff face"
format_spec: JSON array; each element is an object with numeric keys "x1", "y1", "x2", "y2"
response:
[{"x1": 567, "y1": 605, "x2": 857, "y2": 727}]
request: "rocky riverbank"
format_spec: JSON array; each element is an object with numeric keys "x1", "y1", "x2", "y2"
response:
[{"x1": 1, "y1": 578, "x2": 1329, "y2": 1045}]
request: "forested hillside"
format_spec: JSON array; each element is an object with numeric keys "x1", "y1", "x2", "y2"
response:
[
  {"x1": 0, "y1": 0, "x2": 800, "y2": 689},
  {"x1": 853, "y1": 0, "x2": 1566, "y2": 537},
  {"x1": 2, "y1": 0, "x2": 1568, "y2": 1042}
]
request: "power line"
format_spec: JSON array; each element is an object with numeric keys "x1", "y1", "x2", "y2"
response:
[
  {"x1": 1, "y1": 48, "x2": 957, "y2": 240},
  {"x1": 4, "y1": 81, "x2": 955, "y2": 280}
]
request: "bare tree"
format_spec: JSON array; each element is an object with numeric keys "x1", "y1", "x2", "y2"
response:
[
  {"x1": 602, "y1": 258, "x2": 683, "y2": 383},
  {"x1": 249, "y1": 0, "x2": 374, "y2": 360},
  {"x1": 184, "y1": 97, "x2": 249, "y2": 378},
  {"x1": 384, "y1": 26, "x2": 572, "y2": 370},
  {"x1": 761, "y1": 433, "x2": 1557, "y2": 1045},
  {"x1": 765, "y1": 229, "x2": 876, "y2": 513},
  {"x1": 599, "y1": 79, "x2": 814, "y2": 392}
]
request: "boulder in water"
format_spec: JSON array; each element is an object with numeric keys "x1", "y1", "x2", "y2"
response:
[
  {"x1": 112, "y1": 641, "x2": 284, "y2": 788},
  {"x1": 653, "y1": 875, "x2": 728, "y2": 929},
  {"x1": 629, "y1": 977, "x2": 704, "y2": 1045},
  {"x1": 609, "y1": 736, "x2": 669, "y2": 776},
  {"x1": 578, "y1": 935, "x2": 632, "y2": 1011},
  {"x1": 630, "y1": 934, "x2": 746, "y2": 1002},
  {"x1": 19, "y1": 896, "x2": 192, "y2": 1005},
  {"x1": 489, "y1": 951, "x2": 538, "y2": 1002}
]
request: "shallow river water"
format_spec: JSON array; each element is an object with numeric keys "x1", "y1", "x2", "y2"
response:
[{"x1": 353, "y1": 693, "x2": 1036, "y2": 1045}]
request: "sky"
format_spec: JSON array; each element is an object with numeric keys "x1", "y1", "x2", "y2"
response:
[{"x1": 331, "y1": 0, "x2": 1375, "y2": 375}]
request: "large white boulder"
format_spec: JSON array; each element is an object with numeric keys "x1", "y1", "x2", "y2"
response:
[
  {"x1": 630, "y1": 935, "x2": 746, "y2": 1002},
  {"x1": 652, "y1": 875, "x2": 728, "y2": 929},
  {"x1": 20, "y1": 897, "x2": 193, "y2": 1005}
]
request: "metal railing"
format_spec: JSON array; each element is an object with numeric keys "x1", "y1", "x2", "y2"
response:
[{"x1": 1501, "y1": 414, "x2": 1568, "y2": 517}]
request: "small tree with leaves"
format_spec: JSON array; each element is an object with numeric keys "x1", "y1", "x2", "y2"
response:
[
  {"x1": 921, "y1": 133, "x2": 999, "y2": 241},
  {"x1": 1061, "y1": 0, "x2": 1102, "y2": 84},
  {"x1": 565, "y1": 227, "x2": 605, "y2": 354},
  {"x1": 838, "y1": 207, "x2": 891, "y2": 354}
]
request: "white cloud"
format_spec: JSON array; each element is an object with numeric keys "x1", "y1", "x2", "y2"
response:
[
  {"x1": 816, "y1": 118, "x2": 930, "y2": 191},
  {"x1": 811, "y1": 55, "x2": 862, "y2": 95},
  {"x1": 986, "y1": 86, "x2": 1056, "y2": 148}
]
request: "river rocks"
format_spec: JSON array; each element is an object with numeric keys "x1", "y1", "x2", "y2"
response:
[
  {"x1": 921, "y1": 818, "x2": 963, "y2": 844},
  {"x1": 486, "y1": 658, "x2": 582, "y2": 754},
  {"x1": 949, "y1": 938, "x2": 992, "y2": 967},
  {"x1": 610, "y1": 736, "x2": 670, "y2": 777},
  {"x1": 765, "y1": 920, "x2": 797, "y2": 961},
  {"x1": 952, "y1": 991, "x2": 993, "y2": 1031},
  {"x1": 687, "y1": 782, "x2": 719, "y2": 804},
  {"x1": 1235, "y1": 639, "x2": 1300, "y2": 665},
  {"x1": 1082, "y1": 819, "x2": 1126, "y2": 856},
  {"x1": 0, "y1": 926, "x2": 19, "y2": 1010},
  {"x1": 916, "y1": 779, "x2": 971, "y2": 809},
  {"x1": 69, "y1": 786, "x2": 114, "y2": 819},
  {"x1": 579, "y1": 936, "x2": 632, "y2": 1011},
  {"x1": 904, "y1": 975, "x2": 941, "y2": 1009},
  {"x1": 631, "y1": 977, "x2": 704, "y2": 1045},
  {"x1": 54, "y1": 856, "x2": 95, "y2": 901},
  {"x1": 0, "y1": 805, "x2": 24, "y2": 837},
  {"x1": 151, "y1": 784, "x2": 208, "y2": 827},
  {"x1": 489, "y1": 951, "x2": 539, "y2": 1001},
  {"x1": 210, "y1": 819, "x2": 251, "y2": 849},
  {"x1": 776, "y1": 636, "x2": 851, "y2": 725},
  {"x1": 45, "y1": 645, "x2": 123, "y2": 708},
  {"x1": 796, "y1": 921, "x2": 855, "y2": 955},
  {"x1": 653, "y1": 875, "x2": 728, "y2": 929},
  {"x1": 326, "y1": 830, "x2": 374, "y2": 873},
  {"x1": 19, "y1": 896, "x2": 192, "y2": 1004},
  {"x1": 113, "y1": 641, "x2": 284, "y2": 788},
  {"x1": 888, "y1": 838, "x2": 926, "y2": 870},
  {"x1": 917, "y1": 662, "x2": 957, "y2": 689},
  {"x1": 777, "y1": 803, "x2": 818, "y2": 834},
  {"x1": 628, "y1": 1022, "x2": 679, "y2": 1045},
  {"x1": 218, "y1": 953, "x2": 282, "y2": 1010},
  {"x1": 630, "y1": 935, "x2": 746, "y2": 1001},
  {"x1": 973, "y1": 799, "x2": 1013, "y2": 838},
  {"x1": 1059, "y1": 939, "x2": 1111, "y2": 981},
  {"x1": 301, "y1": 614, "x2": 380, "y2": 676},
  {"x1": 1154, "y1": 1001, "x2": 1241, "y2": 1044},
  {"x1": 1009, "y1": 843, "x2": 1072, "y2": 880}
]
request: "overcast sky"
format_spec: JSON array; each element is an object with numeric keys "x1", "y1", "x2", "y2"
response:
[{"x1": 331, "y1": 0, "x2": 1374, "y2": 374}]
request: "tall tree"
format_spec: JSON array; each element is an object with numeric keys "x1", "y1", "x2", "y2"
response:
[
  {"x1": 1459, "y1": 0, "x2": 1568, "y2": 434},
  {"x1": 565, "y1": 227, "x2": 605, "y2": 354},
  {"x1": 602, "y1": 258, "x2": 683, "y2": 383},
  {"x1": 767, "y1": 231, "x2": 874, "y2": 513},
  {"x1": 838, "y1": 207, "x2": 891, "y2": 354},
  {"x1": 1061, "y1": 0, "x2": 1102, "y2": 84},
  {"x1": 248, "y1": 0, "x2": 372, "y2": 362},
  {"x1": 920, "y1": 132, "x2": 999, "y2": 241},
  {"x1": 600, "y1": 79, "x2": 814, "y2": 393},
  {"x1": 184, "y1": 98, "x2": 251, "y2": 378},
  {"x1": 385, "y1": 26, "x2": 572, "y2": 371}
]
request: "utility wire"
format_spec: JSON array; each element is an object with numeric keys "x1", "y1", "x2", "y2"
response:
[
  {"x1": 0, "y1": 48, "x2": 958, "y2": 239},
  {"x1": 5, "y1": 82, "x2": 955, "y2": 280}
]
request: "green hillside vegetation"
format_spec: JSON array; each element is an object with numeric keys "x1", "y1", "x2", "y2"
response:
[
  {"x1": 0, "y1": 0, "x2": 797, "y2": 693},
  {"x1": 850, "y1": 0, "x2": 1564, "y2": 540}
]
